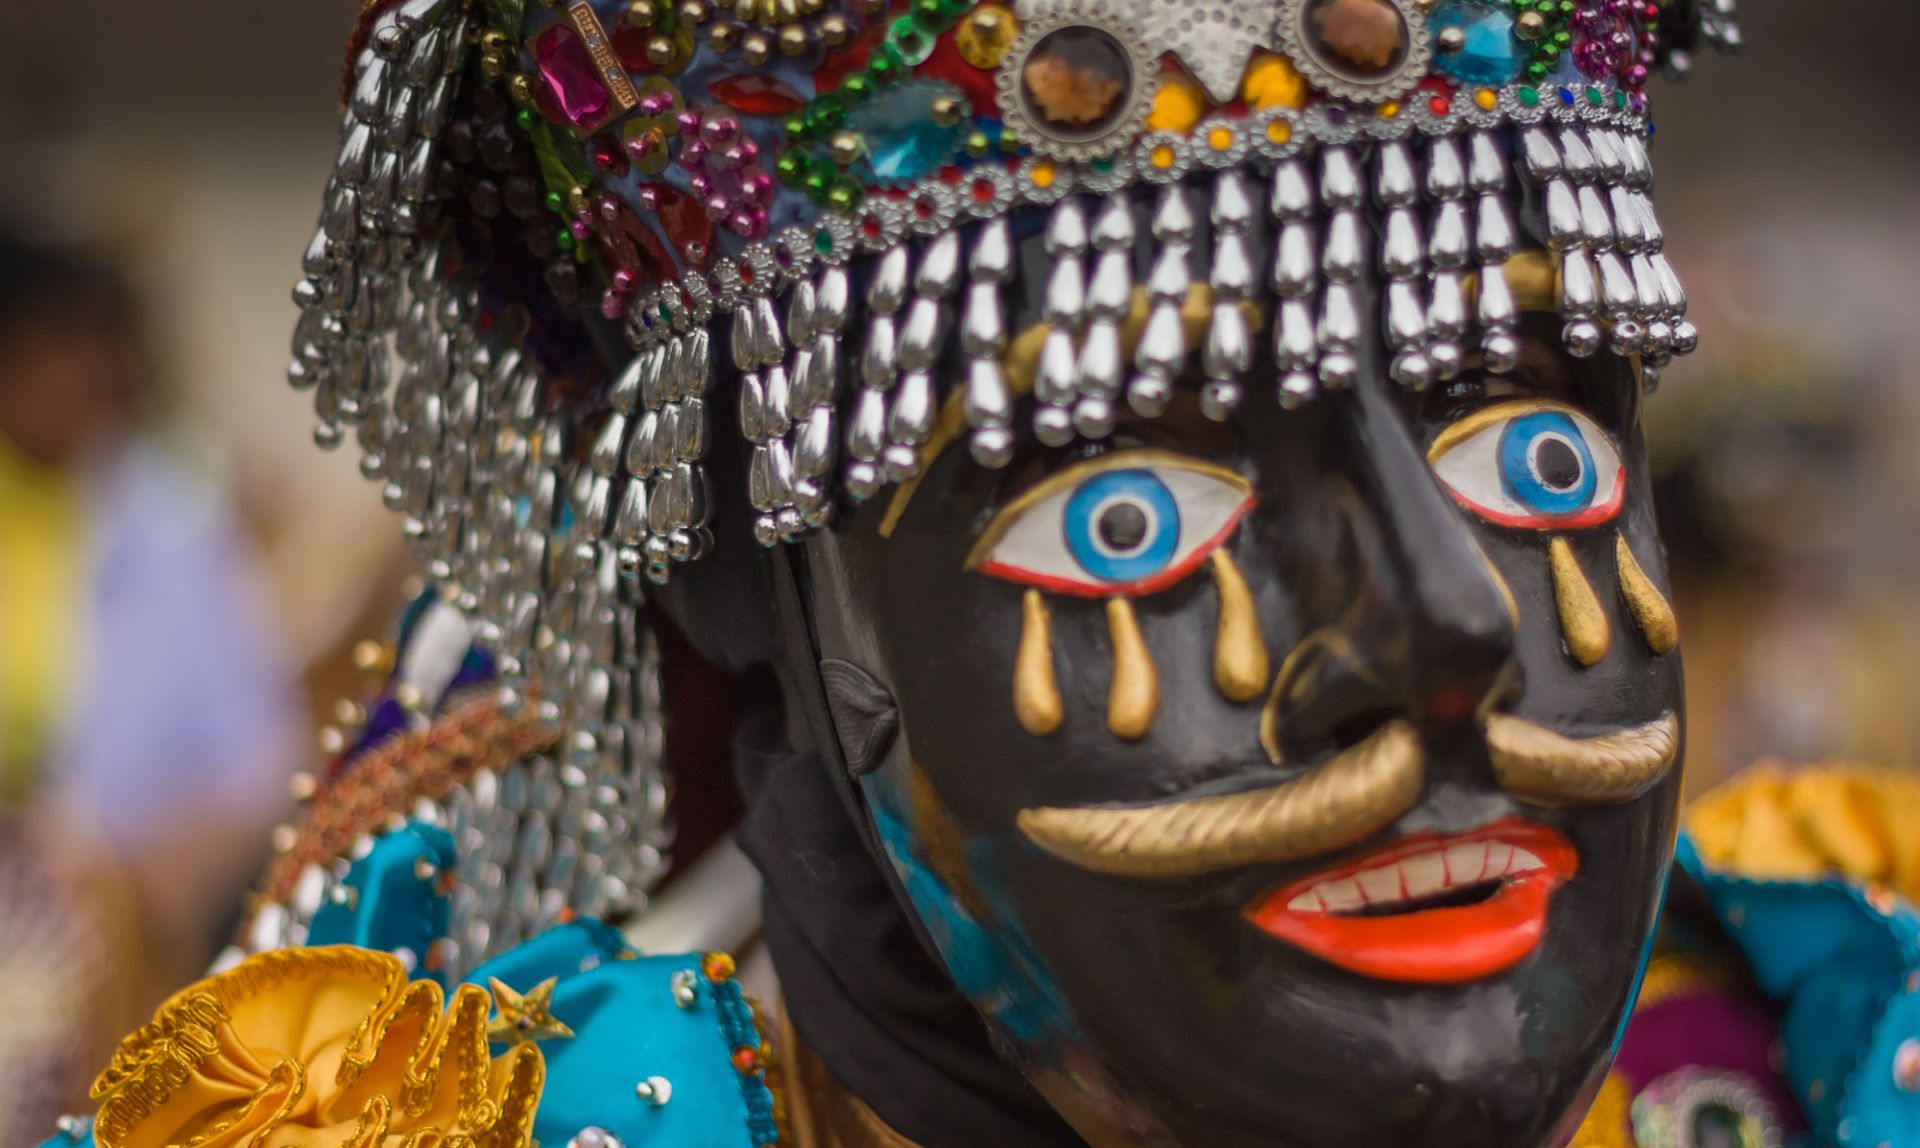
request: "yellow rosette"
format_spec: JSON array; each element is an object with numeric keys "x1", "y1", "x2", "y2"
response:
[{"x1": 87, "y1": 946, "x2": 543, "y2": 1148}]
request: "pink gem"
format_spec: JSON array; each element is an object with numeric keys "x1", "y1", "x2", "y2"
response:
[
  {"x1": 612, "y1": 268, "x2": 637, "y2": 291},
  {"x1": 601, "y1": 289, "x2": 625, "y2": 319},
  {"x1": 534, "y1": 25, "x2": 612, "y2": 129}
]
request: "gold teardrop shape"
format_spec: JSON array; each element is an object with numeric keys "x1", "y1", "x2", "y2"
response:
[
  {"x1": 1549, "y1": 537, "x2": 1611, "y2": 667},
  {"x1": 1615, "y1": 534, "x2": 1679, "y2": 654},
  {"x1": 1211, "y1": 551, "x2": 1270, "y2": 703},
  {"x1": 1106, "y1": 597, "x2": 1159, "y2": 741},
  {"x1": 1014, "y1": 589, "x2": 1064, "y2": 736}
]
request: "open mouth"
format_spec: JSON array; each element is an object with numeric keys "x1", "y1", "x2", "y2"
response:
[{"x1": 1243, "y1": 819, "x2": 1577, "y2": 984}]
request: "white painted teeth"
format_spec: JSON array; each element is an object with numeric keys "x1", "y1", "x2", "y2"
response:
[{"x1": 1286, "y1": 842, "x2": 1546, "y2": 913}]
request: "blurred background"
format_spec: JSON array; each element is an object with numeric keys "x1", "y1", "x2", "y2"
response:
[{"x1": 0, "y1": 0, "x2": 1917, "y2": 1141}]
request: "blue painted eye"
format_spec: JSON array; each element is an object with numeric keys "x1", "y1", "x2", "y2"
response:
[
  {"x1": 971, "y1": 450, "x2": 1255, "y2": 597},
  {"x1": 1497, "y1": 411, "x2": 1597, "y2": 517},
  {"x1": 1062, "y1": 470, "x2": 1182, "y2": 583},
  {"x1": 1430, "y1": 401, "x2": 1624, "y2": 530}
]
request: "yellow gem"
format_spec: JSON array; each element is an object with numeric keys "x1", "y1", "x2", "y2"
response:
[
  {"x1": 1378, "y1": 100, "x2": 1400, "y2": 119},
  {"x1": 1207, "y1": 126, "x2": 1234, "y2": 152},
  {"x1": 485, "y1": 976, "x2": 576, "y2": 1046},
  {"x1": 1030, "y1": 162, "x2": 1056, "y2": 189},
  {"x1": 1266, "y1": 120, "x2": 1293, "y2": 145},
  {"x1": 1241, "y1": 52, "x2": 1308, "y2": 111},
  {"x1": 955, "y1": 4, "x2": 1018, "y2": 69},
  {"x1": 1475, "y1": 88, "x2": 1499, "y2": 110},
  {"x1": 1146, "y1": 71, "x2": 1207, "y2": 134},
  {"x1": 1150, "y1": 144, "x2": 1177, "y2": 170}
]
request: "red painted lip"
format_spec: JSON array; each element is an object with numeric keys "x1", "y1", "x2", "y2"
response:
[{"x1": 1243, "y1": 819, "x2": 1578, "y2": 985}]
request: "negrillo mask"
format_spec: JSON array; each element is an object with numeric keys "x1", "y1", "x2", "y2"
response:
[{"x1": 285, "y1": 0, "x2": 1739, "y2": 1143}]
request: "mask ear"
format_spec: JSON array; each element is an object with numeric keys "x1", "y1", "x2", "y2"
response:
[{"x1": 821, "y1": 659, "x2": 900, "y2": 779}]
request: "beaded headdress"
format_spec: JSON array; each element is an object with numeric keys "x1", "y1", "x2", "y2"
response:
[{"x1": 278, "y1": 0, "x2": 1737, "y2": 973}]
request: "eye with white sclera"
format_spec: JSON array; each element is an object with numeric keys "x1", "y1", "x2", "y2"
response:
[
  {"x1": 970, "y1": 451, "x2": 1256, "y2": 598},
  {"x1": 1430, "y1": 401, "x2": 1625, "y2": 530}
]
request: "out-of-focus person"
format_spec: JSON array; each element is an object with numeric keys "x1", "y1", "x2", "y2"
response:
[{"x1": 0, "y1": 228, "x2": 302, "y2": 1143}]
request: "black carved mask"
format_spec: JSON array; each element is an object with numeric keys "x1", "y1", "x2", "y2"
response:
[{"x1": 785, "y1": 199, "x2": 1684, "y2": 1148}]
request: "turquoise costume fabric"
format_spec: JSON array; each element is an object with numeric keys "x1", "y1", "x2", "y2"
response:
[{"x1": 1678, "y1": 833, "x2": 1920, "y2": 1147}]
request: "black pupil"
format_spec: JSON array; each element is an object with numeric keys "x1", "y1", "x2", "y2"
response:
[
  {"x1": 1098, "y1": 502, "x2": 1149, "y2": 552},
  {"x1": 1534, "y1": 438, "x2": 1583, "y2": 491}
]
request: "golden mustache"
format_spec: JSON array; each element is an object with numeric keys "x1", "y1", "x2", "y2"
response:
[
  {"x1": 1017, "y1": 721, "x2": 1425, "y2": 879},
  {"x1": 1019, "y1": 714, "x2": 1681, "y2": 878},
  {"x1": 1487, "y1": 712, "x2": 1680, "y2": 804}
]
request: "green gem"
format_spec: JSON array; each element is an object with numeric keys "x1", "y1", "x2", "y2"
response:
[
  {"x1": 1517, "y1": 85, "x2": 1540, "y2": 106},
  {"x1": 890, "y1": 15, "x2": 935, "y2": 63},
  {"x1": 1585, "y1": 86, "x2": 1604, "y2": 105},
  {"x1": 804, "y1": 169, "x2": 832, "y2": 200},
  {"x1": 806, "y1": 94, "x2": 848, "y2": 135},
  {"x1": 813, "y1": 228, "x2": 836, "y2": 256},
  {"x1": 866, "y1": 43, "x2": 905, "y2": 84},
  {"x1": 555, "y1": 229, "x2": 575, "y2": 252},
  {"x1": 516, "y1": 108, "x2": 537, "y2": 131},
  {"x1": 545, "y1": 191, "x2": 565, "y2": 214},
  {"x1": 1613, "y1": 90, "x2": 1628, "y2": 109},
  {"x1": 843, "y1": 73, "x2": 874, "y2": 102},
  {"x1": 910, "y1": 0, "x2": 946, "y2": 25},
  {"x1": 775, "y1": 149, "x2": 810, "y2": 187},
  {"x1": 1524, "y1": 62, "x2": 1547, "y2": 80},
  {"x1": 782, "y1": 113, "x2": 809, "y2": 140},
  {"x1": 826, "y1": 178, "x2": 864, "y2": 212}
]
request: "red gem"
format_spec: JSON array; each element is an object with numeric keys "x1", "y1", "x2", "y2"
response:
[
  {"x1": 589, "y1": 133, "x2": 629, "y2": 176},
  {"x1": 861, "y1": 215, "x2": 884, "y2": 240},
  {"x1": 612, "y1": 16, "x2": 659, "y2": 74},
  {"x1": 738, "y1": 261, "x2": 756, "y2": 284},
  {"x1": 707, "y1": 74, "x2": 808, "y2": 116},
  {"x1": 649, "y1": 183, "x2": 715, "y2": 267},
  {"x1": 1429, "y1": 94, "x2": 1452, "y2": 116},
  {"x1": 970, "y1": 179, "x2": 994, "y2": 204},
  {"x1": 731, "y1": 1046, "x2": 761, "y2": 1074}
]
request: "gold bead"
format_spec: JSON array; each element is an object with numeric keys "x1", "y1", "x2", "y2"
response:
[
  {"x1": 964, "y1": 131, "x2": 991, "y2": 158},
  {"x1": 680, "y1": 0, "x2": 711, "y2": 25},
  {"x1": 827, "y1": 131, "x2": 864, "y2": 166},
  {"x1": 627, "y1": 0, "x2": 656, "y2": 27},
  {"x1": 507, "y1": 73, "x2": 535, "y2": 106},
  {"x1": 288, "y1": 771, "x2": 319, "y2": 803},
  {"x1": 1516, "y1": 10, "x2": 1546, "y2": 40},
  {"x1": 930, "y1": 95, "x2": 967, "y2": 127},
  {"x1": 567, "y1": 187, "x2": 592, "y2": 215},
  {"x1": 647, "y1": 33, "x2": 677, "y2": 65},
  {"x1": 955, "y1": 4, "x2": 1018, "y2": 69},
  {"x1": 318, "y1": 726, "x2": 347, "y2": 755},
  {"x1": 708, "y1": 20, "x2": 740, "y2": 52},
  {"x1": 334, "y1": 698, "x2": 367, "y2": 726},
  {"x1": 817, "y1": 12, "x2": 851, "y2": 46},
  {"x1": 1436, "y1": 26, "x2": 1465, "y2": 53},
  {"x1": 395, "y1": 683, "x2": 426, "y2": 711},
  {"x1": 271, "y1": 824, "x2": 299, "y2": 854},
  {"x1": 997, "y1": 126, "x2": 1022, "y2": 152},
  {"x1": 352, "y1": 639, "x2": 391, "y2": 674},
  {"x1": 778, "y1": 22, "x2": 810, "y2": 55},
  {"x1": 741, "y1": 31, "x2": 773, "y2": 64}
]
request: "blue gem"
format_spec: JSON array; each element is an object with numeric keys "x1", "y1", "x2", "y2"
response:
[
  {"x1": 1430, "y1": 2, "x2": 1525, "y2": 86},
  {"x1": 848, "y1": 80, "x2": 965, "y2": 188}
]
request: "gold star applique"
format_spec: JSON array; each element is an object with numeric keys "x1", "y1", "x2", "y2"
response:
[{"x1": 486, "y1": 976, "x2": 576, "y2": 1045}]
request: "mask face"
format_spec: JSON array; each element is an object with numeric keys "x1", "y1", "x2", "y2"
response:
[{"x1": 798, "y1": 222, "x2": 1684, "y2": 1146}]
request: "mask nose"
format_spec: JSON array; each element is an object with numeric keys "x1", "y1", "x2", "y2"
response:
[{"x1": 1264, "y1": 376, "x2": 1520, "y2": 765}]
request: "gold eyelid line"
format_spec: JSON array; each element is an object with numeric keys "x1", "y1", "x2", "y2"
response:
[
  {"x1": 960, "y1": 448, "x2": 1253, "y2": 573},
  {"x1": 1425, "y1": 397, "x2": 1589, "y2": 463}
]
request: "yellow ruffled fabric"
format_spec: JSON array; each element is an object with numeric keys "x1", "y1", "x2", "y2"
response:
[
  {"x1": 1686, "y1": 762, "x2": 1920, "y2": 896},
  {"x1": 88, "y1": 947, "x2": 543, "y2": 1148}
]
